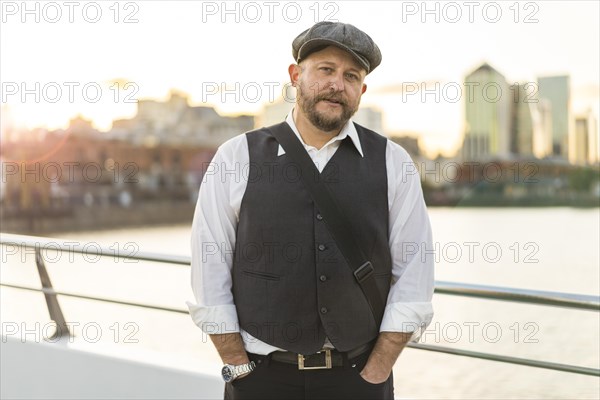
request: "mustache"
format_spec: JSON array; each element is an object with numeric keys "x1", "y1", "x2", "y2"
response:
[{"x1": 315, "y1": 93, "x2": 347, "y2": 106}]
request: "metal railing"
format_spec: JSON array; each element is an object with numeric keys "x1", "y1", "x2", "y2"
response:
[{"x1": 1, "y1": 233, "x2": 599, "y2": 377}]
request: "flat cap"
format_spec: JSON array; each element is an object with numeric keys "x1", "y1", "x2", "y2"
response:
[{"x1": 292, "y1": 21, "x2": 382, "y2": 74}]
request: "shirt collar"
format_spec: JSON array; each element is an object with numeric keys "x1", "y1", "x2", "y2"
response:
[{"x1": 277, "y1": 110, "x2": 364, "y2": 157}]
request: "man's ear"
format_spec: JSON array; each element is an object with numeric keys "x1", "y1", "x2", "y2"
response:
[
  {"x1": 288, "y1": 64, "x2": 301, "y2": 86},
  {"x1": 361, "y1": 83, "x2": 367, "y2": 94}
]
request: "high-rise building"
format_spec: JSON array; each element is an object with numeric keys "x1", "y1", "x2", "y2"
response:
[
  {"x1": 462, "y1": 63, "x2": 511, "y2": 161},
  {"x1": 537, "y1": 75, "x2": 570, "y2": 159},
  {"x1": 590, "y1": 112, "x2": 599, "y2": 165},
  {"x1": 572, "y1": 109, "x2": 598, "y2": 165},
  {"x1": 531, "y1": 99, "x2": 554, "y2": 158},
  {"x1": 510, "y1": 83, "x2": 535, "y2": 157}
]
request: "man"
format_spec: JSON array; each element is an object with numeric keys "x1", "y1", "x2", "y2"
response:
[{"x1": 187, "y1": 21, "x2": 434, "y2": 400}]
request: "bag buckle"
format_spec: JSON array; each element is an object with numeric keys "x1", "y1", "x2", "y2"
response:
[
  {"x1": 297, "y1": 349, "x2": 332, "y2": 370},
  {"x1": 353, "y1": 261, "x2": 374, "y2": 283}
]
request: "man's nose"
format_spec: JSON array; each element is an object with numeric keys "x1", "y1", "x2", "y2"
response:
[{"x1": 328, "y1": 73, "x2": 345, "y2": 92}]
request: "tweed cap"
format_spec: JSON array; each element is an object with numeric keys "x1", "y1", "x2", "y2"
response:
[{"x1": 292, "y1": 21, "x2": 382, "y2": 74}]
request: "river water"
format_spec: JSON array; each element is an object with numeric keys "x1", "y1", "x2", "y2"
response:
[{"x1": 1, "y1": 208, "x2": 599, "y2": 399}]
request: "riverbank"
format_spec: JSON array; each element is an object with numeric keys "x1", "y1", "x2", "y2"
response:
[
  {"x1": 3, "y1": 199, "x2": 600, "y2": 235},
  {"x1": 0, "y1": 201, "x2": 196, "y2": 235}
]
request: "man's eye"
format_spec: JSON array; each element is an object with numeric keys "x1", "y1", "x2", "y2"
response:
[
  {"x1": 346, "y1": 74, "x2": 358, "y2": 81},
  {"x1": 320, "y1": 67, "x2": 333, "y2": 73}
]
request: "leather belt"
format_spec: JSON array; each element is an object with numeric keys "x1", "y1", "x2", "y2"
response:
[{"x1": 270, "y1": 342, "x2": 373, "y2": 370}]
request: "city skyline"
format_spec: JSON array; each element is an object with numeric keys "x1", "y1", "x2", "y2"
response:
[
  {"x1": 3, "y1": 62, "x2": 598, "y2": 162},
  {"x1": 1, "y1": 1, "x2": 599, "y2": 157}
]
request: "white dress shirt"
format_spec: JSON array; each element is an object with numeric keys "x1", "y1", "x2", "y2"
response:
[{"x1": 187, "y1": 111, "x2": 435, "y2": 355}]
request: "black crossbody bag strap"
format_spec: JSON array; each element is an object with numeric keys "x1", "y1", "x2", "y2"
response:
[{"x1": 267, "y1": 122, "x2": 386, "y2": 325}]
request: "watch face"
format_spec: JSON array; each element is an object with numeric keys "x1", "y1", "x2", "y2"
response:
[{"x1": 221, "y1": 365, "x2": 234, "y2": 382}]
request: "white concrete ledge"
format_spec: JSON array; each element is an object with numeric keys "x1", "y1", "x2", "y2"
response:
[{"x1": 1, "y1": 336, "x2": 223, "y2": 399}]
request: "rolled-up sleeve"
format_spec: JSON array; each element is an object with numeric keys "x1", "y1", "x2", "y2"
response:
[
  {"x1": 379, "y1": 140, "x2": 435, "y2": 341},
  {"x1": 186, "y1": 136, "x2": 247, "y2": 335}
]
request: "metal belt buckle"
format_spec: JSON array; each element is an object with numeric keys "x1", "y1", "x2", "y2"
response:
[{"x1": 297, "y1": 349, "x2": 332, "y2": 370}]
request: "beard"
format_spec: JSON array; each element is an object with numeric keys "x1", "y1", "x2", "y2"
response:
[{"x1": 296, "y1": 80, "x2": 360, "y2": 132}]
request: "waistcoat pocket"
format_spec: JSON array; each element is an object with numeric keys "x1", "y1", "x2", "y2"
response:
[{"x1": 242, "y1": 269, "x2": 281, "y2": 281}]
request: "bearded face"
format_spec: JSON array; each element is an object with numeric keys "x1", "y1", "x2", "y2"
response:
[{"x1": 296, "y1": 75, "x2": 362, "y2": 133}]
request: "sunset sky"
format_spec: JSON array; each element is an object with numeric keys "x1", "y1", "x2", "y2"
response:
[{"x1": 2, "y1": 0, "x2": 599, "y2": 157}]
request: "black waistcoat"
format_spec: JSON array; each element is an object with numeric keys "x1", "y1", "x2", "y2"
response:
[{"x1": 232, "y1": 122, "x2": 392, "y2": 354}]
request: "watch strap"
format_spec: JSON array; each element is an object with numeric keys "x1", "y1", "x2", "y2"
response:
[{"x1": 233, "y1": 361, "x2": 255, "y2": 377}]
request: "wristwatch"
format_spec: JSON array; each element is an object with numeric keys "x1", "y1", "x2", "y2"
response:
[{"x1": 221, "y1": 361, "x2": 256, "y2": 382}]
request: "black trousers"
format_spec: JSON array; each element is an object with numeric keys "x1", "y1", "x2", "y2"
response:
[{"x1": 224, "y1": 350, "x2": 394, "y2": 400}]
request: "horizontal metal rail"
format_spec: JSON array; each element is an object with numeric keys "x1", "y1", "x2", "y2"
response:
[
  {"x1": 0, "y1": 233, "x2": 191, "y2": 265},
  {"x1": 1, "y1": 233, "x2": 599, "y2": 377},
  {"x1": 407, "y1": 343, "x2": 599, "y2": 377},
  {"x1": 435, "y1": 280, "x2": 600, "y2": 311},
  {"x1": 2, "y1": 233, "x2": 598, "y2": 311},
  {"x1": 0, "y1": 283, "x2": 189, "y2": 314}
]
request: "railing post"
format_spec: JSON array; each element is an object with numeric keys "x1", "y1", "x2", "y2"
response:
[{"x1": 35, "y1": 248, "x2": 70, "y2": 340}]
